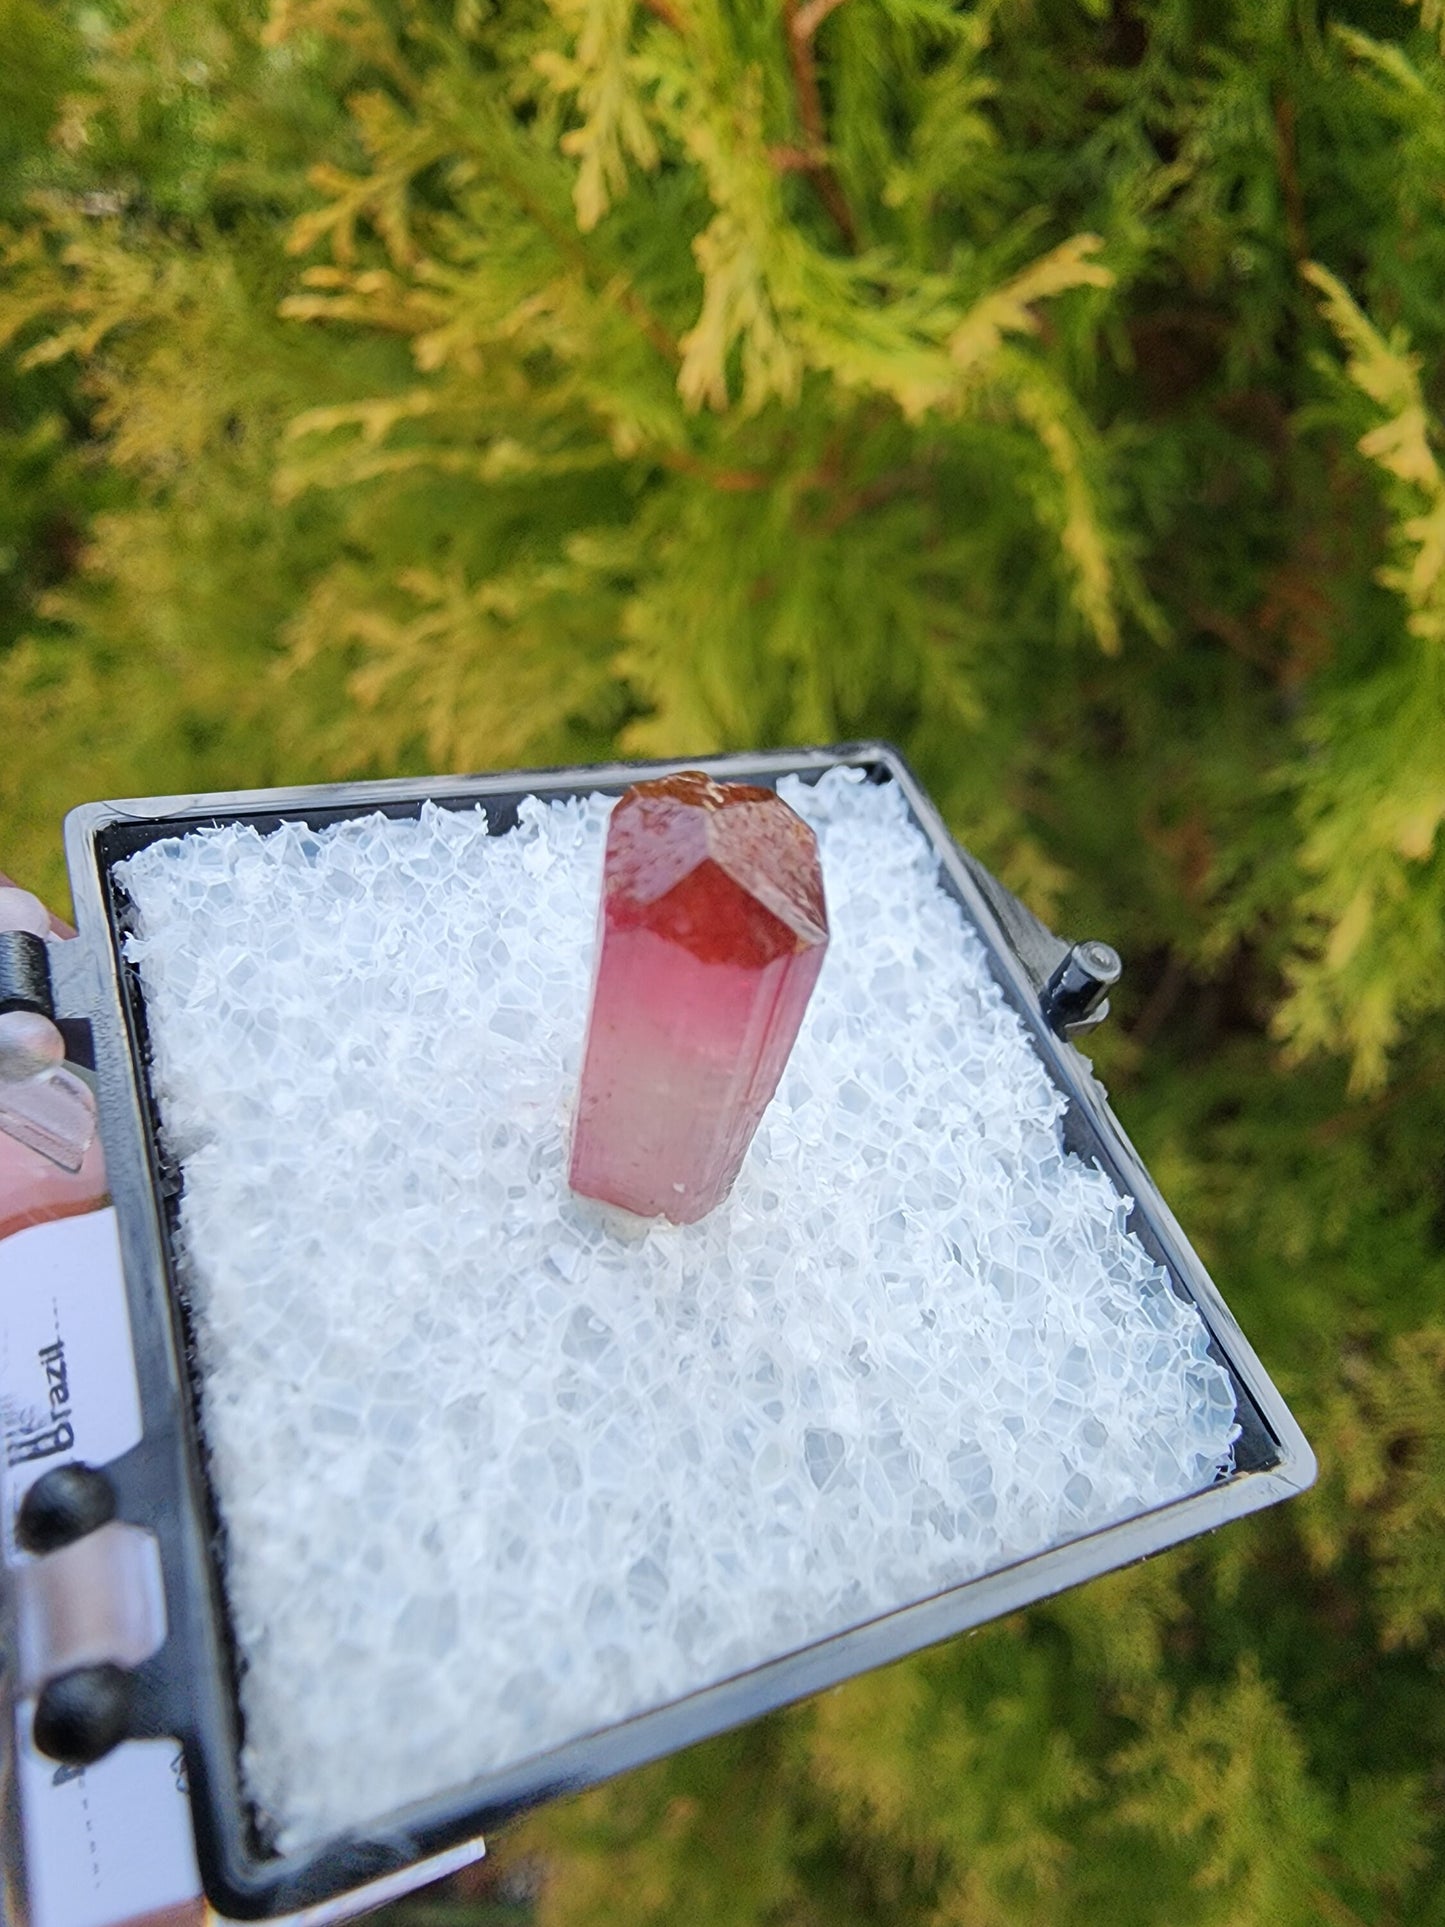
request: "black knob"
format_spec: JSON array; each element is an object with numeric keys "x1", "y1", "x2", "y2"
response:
[
  {"x1": 1042, "y1": 940, "x2": 1122, "y2": 1034},
  {"x1": 33, "y1": 1663, "x2": 133, "y2": 1766},
  {"x1": 0, "y1": 930, "x2": 54, "y2": 1019},
  {"x1": 17, "y1": 1463, "x2": 117, "y2": 1554}
]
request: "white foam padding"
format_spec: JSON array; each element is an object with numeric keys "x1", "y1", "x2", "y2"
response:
[{"x1": 117, "y1": 770, "x2": 1238, "y2": 1850}]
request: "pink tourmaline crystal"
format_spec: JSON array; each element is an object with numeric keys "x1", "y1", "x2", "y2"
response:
[{"x1": 569, "y1": 772, "x2": 829, "y2": 1224}]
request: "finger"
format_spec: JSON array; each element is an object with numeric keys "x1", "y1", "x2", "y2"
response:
[{"x1": 0, "y1": 872, "x2": 77, "y2": 940}]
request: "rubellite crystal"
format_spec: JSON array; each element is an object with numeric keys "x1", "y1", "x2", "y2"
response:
[{"x1": 569, "y1": 772, "x2": 829, "y2": 1223}]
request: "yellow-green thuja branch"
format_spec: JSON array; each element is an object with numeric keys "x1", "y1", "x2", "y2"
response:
[{"x1": 1276, "y1": 264, "x2": 1445, "y2": 1090}]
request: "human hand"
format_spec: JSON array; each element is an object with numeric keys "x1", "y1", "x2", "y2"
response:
[{"x1": 0, "y1": 874, "x2": 107, "y2": 1239}]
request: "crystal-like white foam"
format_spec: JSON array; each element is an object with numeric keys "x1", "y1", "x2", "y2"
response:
[{"x1": 116, "y1": 770, "x2": 1237, "y2": 1850}]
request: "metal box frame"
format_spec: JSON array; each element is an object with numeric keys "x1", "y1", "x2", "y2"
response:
[{"x1": 34, "y1": 742, "x2": 1315, "y2": 1919}]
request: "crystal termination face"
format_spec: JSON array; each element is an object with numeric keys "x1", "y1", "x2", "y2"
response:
[{"x1": 569, "y1": 772, "x2": 829, "y2": 1224}]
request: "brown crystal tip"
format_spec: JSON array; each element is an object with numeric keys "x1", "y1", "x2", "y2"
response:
[
  {"x1": 604, "y1": 772, "x2": 828, "y2": 968},
  {"x1": 570, "y1": 772, "x2": 830, "y2": 1223}
]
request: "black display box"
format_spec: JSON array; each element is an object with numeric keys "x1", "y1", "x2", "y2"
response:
[{"x1": 3, "y1": 743, "x2": 1314, "y2": 1919}]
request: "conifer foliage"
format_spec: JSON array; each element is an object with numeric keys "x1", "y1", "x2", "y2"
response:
[{"x1": 2, "y1": 3, "x2": 1445, "y2": 1923}]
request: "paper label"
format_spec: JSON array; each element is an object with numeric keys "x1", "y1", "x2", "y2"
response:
[{"x1": 1, "y1": 1210, "x2": 142, "y2": 1510}]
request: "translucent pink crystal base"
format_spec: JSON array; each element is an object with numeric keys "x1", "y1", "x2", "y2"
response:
[{"x1": 569, "y1": 772, "x2": 828, "y2": 1224}]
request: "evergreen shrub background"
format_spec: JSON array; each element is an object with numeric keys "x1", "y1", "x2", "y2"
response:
[{"x1": 2, "y1": 2, "x2": 1444, "y2": 1920}]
